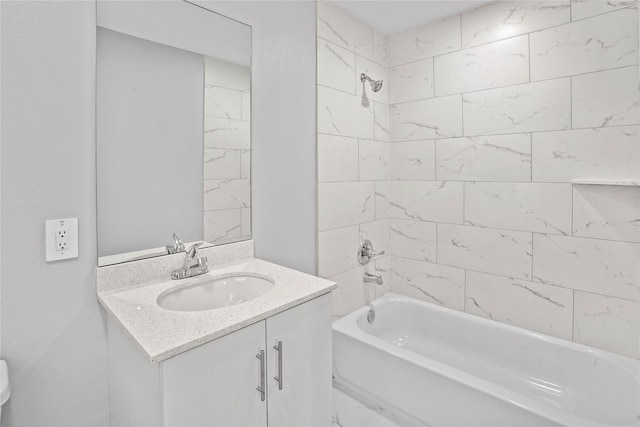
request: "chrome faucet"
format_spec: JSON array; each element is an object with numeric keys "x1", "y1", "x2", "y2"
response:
[
  {"x1": 166, "y1": 233, "x2": 186, "y2": 254},
  {"x1": 171, "y1": 242, "x2": 209, "y2": 280}
]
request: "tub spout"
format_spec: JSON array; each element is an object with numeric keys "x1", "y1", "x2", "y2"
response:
[{"x1": 364, "y1": 272, "x2": 383, "y2": 286}]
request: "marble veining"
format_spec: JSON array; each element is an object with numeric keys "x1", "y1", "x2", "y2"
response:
[
  {"x1": 463, "y1": 78, "x2": 571, "y2": 136},
  {"x1": 465, "y1": 270, "x2": 573, "y2": 339},
  {"x1": 389, "y1": 181, "x2": 463, "y2": 224},
  {"x1": 530, "y1": 7, "x2": 638, "y2": 81},
  {"x1": 390, "y1": 95, "x2": 462, "y2": 141},
  {"x1": 390, "y1": 219, "x2": 437, "y2": 263},
  {"x1": 572, "y1": 66, "x2": 639, "y2": 129},
  {"x1": 461, "y1": 1, "x2": 570, "y2": 48},
  {"x1": 464, "y1": 182, "x2": 572, "y2": 235},
  {"x1": 98, "y1": 256, "x2": 336, "y2": 362},
  {"x1": 533, "y1": 234, "x2": 640, "y2": 301},
  {"x1": 532, "y1": 125, "x2": 640, "y2": 182},
  {"x1": 437, "y1": 224, "x2": 533, "y2": 280},
  {"x1": 390, "y1": 256, "x2": 465, "y2": 310},
  {"x1": 573, "y1": 291, "x2": 640, "y2": 359},
  {"x1": 573, "y1": 185, "x2": 640, "y2": 243},
  {"x1": 436, "y1": 134, "x2": 531, "y2": 182},
  {"x1": 435, "y1": 35, "x2": 530, "y2": 96}
]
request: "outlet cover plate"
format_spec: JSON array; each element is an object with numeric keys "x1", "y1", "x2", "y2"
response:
[{"x1": 46, "y1": 218, "x2": 78, "y2": 262}]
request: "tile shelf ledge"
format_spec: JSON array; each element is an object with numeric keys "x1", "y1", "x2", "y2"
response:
[{"x1": 571, "y1": 179, "x2": 640, "y2": 187}]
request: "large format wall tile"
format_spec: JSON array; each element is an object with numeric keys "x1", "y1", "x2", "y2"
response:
[
  {"x1": 375, "y1": 180, "x2": 390, "y2": 220},
  {"x1": 328, "y1": 266, "x2": 367, "y2": 319},
  {"x1": 390, "y1": 219, "x2": 437, "y2": 263},
  {"x1": 390, "y1": 140, "x2": 436, "y2": 181},
  {"x1": 388, "y1": 15, "x2": 461, "y2": 66},
  {"x1": 204, "y1": 86, "x2": 242, "y2": 120},
  {"x1": 373, "y1": 30, "x2": 387, "y2": 66},
  {"x1": 204, "y1": 148, "x2": 241, "y2": 180},
  {"x1": 360, "y1": 219, "x2": 390, "y2": 261},
  {"x1": 317, "y1": 0, "x2": 356, "y2": 50},
  {"x1": 533, "y1": 234, "x2": 640, "y2": 301},
  {"x1": 437, "y1": 224, "x2": 533, "y2": 280},
  {"x1": 390, "y1": 256, "x2": 465, "y2": 310},
  {"x1": 318, "y1": 181, "x2": 375, "y2": 231},
  {"x1": 573, "y1": 185, "x2": 640, "y2": 243},
  {"x1": 317, "y1": 39, "x2": 356, "y2": 94},
  {"x1": 572, "y1": 66, "x2": 639, "y2": 129},
  {"x1": 435, "y1": 36, "x2": 530, "y2": 96},
  {"x1": 574, "y1": 292, "x2": 639, "y2": 359},
  {"x1": 461, "y1": 1, "x2": 570, "y2": 48},
  {"x1": 319, "y1": 225, "x2": 360, "y2": 277},
  {"x1": 318, "y1": 86, "x2": 374, "y2": 139},
  {"x1": 374, "y1": 102, "x2": 390, "y2": 142},
  {"x1": 390, "y1": 95, "x2": 462, "y2": 141},
  {"x1": 317, "y1": 134, "x2": 358, "y2": 183},
  {"x1": 389, "y1": 59, "x2": 434, "y2": 104},
  {"x1": 436, "y1": 134, "x2": 531, "y2": 182},
  {"x1": 390, "y1": 181, "x2": 463, "y2": 224},
  {"x1": 465, "y1": 182, "x2": 573, "y2": 235},
  {"x1": 359, "y1": 139, "x2": 389, "y2": 181},
  {"x1": 530, "y1": 8, "x2": 639, "y2": 81},
  {"x1": 571, "y1": 0, "x2": 638, "y2": 21},
  {"x1": 203, "y1": 179, "x2": 250, "y2": 210},
  {"x1": 463, "y1": 79, "x2": 571, "y2": 136},
  {"x1": 203, "y1": 209, "x2": 242, "y2": 242},
  {"x1": 466, "y1": 271, "x2": 574, "y2": 340},
  {"x1": 532, "y1": 126, "x2": 640, "y2": 182},
  {"x1": 204, "y1": 117, "x2": 250, "y2": 149}
]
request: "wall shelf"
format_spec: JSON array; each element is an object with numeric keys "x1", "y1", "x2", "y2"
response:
[{"x1": 571, "y1": 179, "x2": 640, "y2": 187}]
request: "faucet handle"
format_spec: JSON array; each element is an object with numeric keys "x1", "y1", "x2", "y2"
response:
[
  {"x1": 358, "y1": 240, "x2": 385, "y2": 265},
  {"x1": 185, "y1": 241, "x2": 204, "y2": 259}
]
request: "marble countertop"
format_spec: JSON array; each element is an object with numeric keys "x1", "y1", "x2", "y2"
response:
[{"x1": 98, "y1": 258, "x2": 336, "y2": 363}]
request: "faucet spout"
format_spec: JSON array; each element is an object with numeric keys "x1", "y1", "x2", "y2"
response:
[{"x1": 171, "y1": 242, "x2": 209, "y2": 280}]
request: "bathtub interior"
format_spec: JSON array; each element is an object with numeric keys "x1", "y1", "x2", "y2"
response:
[{"x1": 336, "y1": 293, "x2": 640, "y2": 426}]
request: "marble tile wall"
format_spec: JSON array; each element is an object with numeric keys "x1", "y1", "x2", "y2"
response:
[
  {"x1": 203, "y1": 57, "x2": 252, "y2": 245},
  {"x1": 317, "y1": 0, "x2": 639, "y2": 359},
  {"x1": 384, "y1": 0, "x2": 640, "y2": 359},
  {"x1": 317, "y1": 1, "x2": 391, "y2": 319}
]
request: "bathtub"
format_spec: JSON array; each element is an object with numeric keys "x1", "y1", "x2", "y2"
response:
[{"x1": 333, "y1": 293, "x2": 640, "y2": 427}]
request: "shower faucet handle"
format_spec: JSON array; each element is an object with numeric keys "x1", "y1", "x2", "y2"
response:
[{"x1": 358, "y1": 239, "x2": 386, "y2": 265}]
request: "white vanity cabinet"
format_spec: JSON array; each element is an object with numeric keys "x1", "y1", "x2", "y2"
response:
[{"x1": 107, "y1": 293, "x2": 332, "y2": 427}]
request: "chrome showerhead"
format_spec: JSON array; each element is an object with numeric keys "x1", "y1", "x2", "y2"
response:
[{"x1": 361, "y1": 73, "x2": 383, "y2": 92}]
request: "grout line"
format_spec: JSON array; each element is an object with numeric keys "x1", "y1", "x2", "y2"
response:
[{"x1": 571, "y1": 290, "x2": 575, "y2": 341}]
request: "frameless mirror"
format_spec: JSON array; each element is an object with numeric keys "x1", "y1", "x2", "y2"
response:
[{"x1": 96, "y1": 1, "x2": 251, "y2": 266}]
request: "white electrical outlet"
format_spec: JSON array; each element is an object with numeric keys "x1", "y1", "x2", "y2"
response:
[{"x1": 46, "y1": 218, "x2": 79, "y2": 262}]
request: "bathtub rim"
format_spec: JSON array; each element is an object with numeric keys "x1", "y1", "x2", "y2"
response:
[{"x1": 333, "y1": 292, "x2": 640, "y2": 427}]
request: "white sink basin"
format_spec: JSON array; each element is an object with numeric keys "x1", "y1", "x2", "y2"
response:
[{"x1": 157, "y1": 274, "x2": 274, "y2": 311}]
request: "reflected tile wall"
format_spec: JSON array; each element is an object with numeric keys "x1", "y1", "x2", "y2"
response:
[
  {"x1": 203, "y1": 58, "x2": 251, "y2": 244},
  {"x1": 382, "y1": 0, "x2": 640, "y2": 359}
]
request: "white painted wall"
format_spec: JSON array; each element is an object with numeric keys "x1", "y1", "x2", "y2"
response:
[{"x1": 0, "y1": 1, "x2": 317, "y2": 425}]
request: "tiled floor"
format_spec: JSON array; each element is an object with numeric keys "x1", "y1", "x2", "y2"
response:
[{"x1": 332, "y1": 387, "x2": 402, "y2": 427}]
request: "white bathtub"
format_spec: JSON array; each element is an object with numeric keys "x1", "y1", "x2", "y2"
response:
[{"x1": 333, "y1": 293, "x2": 640, "y2": 427}]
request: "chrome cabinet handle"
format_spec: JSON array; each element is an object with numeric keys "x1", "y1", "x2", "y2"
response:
[
  {"x1": 256, "y1": 350, "x2": 265, "y2": 401},
  {"x1": 273, "y1": 340, "x2": 283, "y2": 390}
]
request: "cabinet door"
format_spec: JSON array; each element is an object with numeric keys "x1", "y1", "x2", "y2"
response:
[
  {"x1": 266, "y1": 293, "x2": 333, "y2": 427},
  {"x1": 163, "y1": 321, "x2": 267, "y2": 427}
]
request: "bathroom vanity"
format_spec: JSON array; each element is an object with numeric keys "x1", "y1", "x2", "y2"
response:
[{"x1": 99, "y1": 241, "x2": 336, "y2": 426}]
